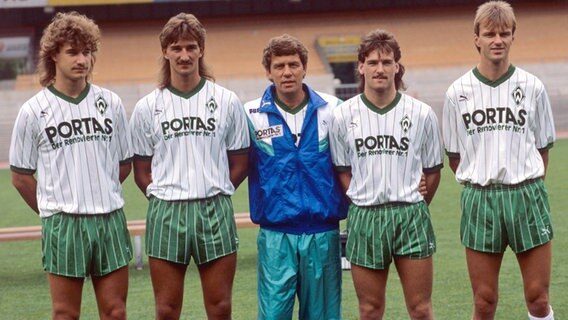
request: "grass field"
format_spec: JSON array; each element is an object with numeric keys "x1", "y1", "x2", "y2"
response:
[{"x1": 1, "y1": 139, "x2": 567, "y2": 319}]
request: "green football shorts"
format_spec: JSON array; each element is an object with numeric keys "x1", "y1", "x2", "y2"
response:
[
  {"x1": 460, "y1": 178, "x2": 553, "y2": 253},
  {"x1": 346, "y1": 201, "x2": 435, "y2": 270},
  {"x1": 42, "y1": 209, "x2": 132, "y2": 277},
  {"x1": 146, "y1": 194, "x2": 238, "y2": 265}
]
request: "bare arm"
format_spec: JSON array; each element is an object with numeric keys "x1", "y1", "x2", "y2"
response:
[
  {"x1": 539, "y1": 149, "x2": 549, "y2": 179},
  {"x1": 419, "y1": 174, "x2": 427, "y2": 196},
  {"x1": 228, "y1": 152, "x2": 249, "y2": 189},
  {"x1": 133, "y1": 158, "x2": 152, "y2": 195},
  {"x1": 336, "y1": 169, "x2": 352, "y2": 194},
  {"x1": 448, "y1": 156, "x2": 460, "y2": 174},
  {"x1": 11, "y1": 171, "x2": 39, "y2": 214},
  {"x1": 119, "y1": 161, "x2": 132, "y2": 183},
  {"x1": 423, "y1": 171, "x2": 441, "y2": 205}
]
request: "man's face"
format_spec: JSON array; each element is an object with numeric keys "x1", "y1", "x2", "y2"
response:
[
  {"x1": 358, "y1": 49, "x2": 398, "y2": 94},
  {"x1": 267, "y1": 54, "x2": 306, "y2": 97},
  {"x1": 475, "y1": 20, "x2": 514, "y2": 65},
  {"x1": 53, "y1": 43, "x2": 91, "y2": 83},
  {"x1": 164, "y1": 38, "x2": 202, "y2": 79}
]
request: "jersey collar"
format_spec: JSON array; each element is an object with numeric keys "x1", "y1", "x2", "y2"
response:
[
  {"x1": 48, "y1": 83, "x2": 91, "y2": 104},
  {"x1": 361, "y1": 91, "x2": 401, "y2": 115},
  {"x1": 473, "y1": 64, "x2": 516, "y2": 88},
  {"x1": 167, "y1": 78, "x2": 206, "y2": 99}
]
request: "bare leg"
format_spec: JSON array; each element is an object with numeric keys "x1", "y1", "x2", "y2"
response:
[
  {"x1": 394, "y1": 256, "x2": 434, "y2": 320},
  {"x1": 48, "y1": 273, "x2": 84, "y2": 320},
  {"x1": 465, "y1": 248, "x2": 503, "y2": 320},
  {"x1": 91, "y1": 266, "x2": 129, "y2": 320},
  {"x1": 149, "y1": 257, "x2": 188, "y2": 320},
  {"x1": 351, "y1": 264, "x2": 389, "y2": 320},
  {"x1": 517, "y1": 242, "x2": 552, "y2": 317},
  {"x1": 197, "y1": 253, "x2": 237, "y2": 320}
]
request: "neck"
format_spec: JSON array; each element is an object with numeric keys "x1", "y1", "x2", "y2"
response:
[
  {"x1": 477, "y1": 58, "x2": 510, "y2": 81},
  {"x1": 52, "y1": 77, "x2": 87, "y2": 98},
  {"x1": 364, "y1": 87, "x2": 397, "y2": 109},
  {"x1": 171, "y1": 73, "x2": 201, "y2": 92},
  {"x1": 276, "y1": 89, "x2": 306, "y2": 109}
]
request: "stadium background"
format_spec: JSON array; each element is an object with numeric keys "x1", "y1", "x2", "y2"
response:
[
  {"x1": 1, "y1": 0, "x2": 567, "y2": 165},
  {"x1": 0, "y1": 1, "x2": 567, "y2": 318}
]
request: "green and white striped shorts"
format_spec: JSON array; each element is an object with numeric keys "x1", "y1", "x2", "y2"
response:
[
  {"x1": 146, "y1": 194, "x2": 238, "y2": 265},
  {"x1": 346, "y1": 201, "x2": 435, "y2": 270},
  {"x1": 460, "y1": 178, "x2": 553, "y2": 253},
  {"x1": 42, "y1": 209, "x2": 132, "y2": 277}
]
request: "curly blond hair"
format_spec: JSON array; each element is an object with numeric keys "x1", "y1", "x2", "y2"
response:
[{"x1": 38, "y1": 11, "x2": 100, "y2": 87}]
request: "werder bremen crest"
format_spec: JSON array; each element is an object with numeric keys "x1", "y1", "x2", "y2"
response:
[
  {"x1": 95, "y1": 96, "x2": 108, "y2": 115},
  {"x1": 512, "y1": 86, "x2": 525, "y2": 106},
  {"x1": 206, "y1": 97, "x2": 218, "y2": 113},
  {"x1": 400, "y1": 115, "x2": 412, "y2": 134}
]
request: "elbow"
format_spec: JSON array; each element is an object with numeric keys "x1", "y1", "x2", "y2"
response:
[{"x1": 11, "y1": 175, "x2": 27, "y2": 192}]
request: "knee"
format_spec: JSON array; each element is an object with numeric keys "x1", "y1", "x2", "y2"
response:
[
  {"x1": 205, "y1": 297, "x2": 232, "y2": 320},
  {"x1": 102, "y1": 305, "x2": 127, "y2": 320},
  {"x1": 473, "y1": 291, "x2": 499, "y2": 316},
  {"x1": 52, "y1": 309, "x2": 80, "y2": 320},
  {"x1": 155, "y1": 303, "x2": 182, "y2": 320},
  {"x1": 407, "y1": 300, "x2": 434, "y2": 320},
  {"x1": 525, "y1": 289, "x2": 550, "y2": 317},
  {"x1": 359, "y1": 302, "x2": 385, "y2": 320}
]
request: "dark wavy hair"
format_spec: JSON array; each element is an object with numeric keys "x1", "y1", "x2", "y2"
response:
[{"x1": 357, "y1": 29, "x2": 406, "y2": 93}]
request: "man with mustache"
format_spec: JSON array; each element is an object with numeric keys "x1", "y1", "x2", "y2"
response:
[
  {"x1": 329, "y1": 29, "x2": 443, "y2": 319},
  {"x1": 9, "y1": 11, "x2": 133, "y2": 320},
  {"x1": 129, "y1": 13, "x2": 249, "y2": 320}
]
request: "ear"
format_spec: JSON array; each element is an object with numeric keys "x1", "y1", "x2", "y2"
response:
[
  {"x1": 266, "y1": 68, "x2": 273, "y2": 82},
  {"x1": 474, "y1": 33, "x2": 480, "y2": 48},
  {"x1": 395, "y1": 62, "x2": 400, "y2": 74},
  {"x1": 357, "y1": 61, "x2": 364, "y2": 75}
]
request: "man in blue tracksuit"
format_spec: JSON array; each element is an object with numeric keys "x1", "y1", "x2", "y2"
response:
[{"x1": 243, "y1": 34, "x2": 348, "y2": 320}]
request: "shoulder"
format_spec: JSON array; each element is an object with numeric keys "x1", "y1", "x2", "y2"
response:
[
  {"x1": 90, "y1": 84, "x2": 121, "y2": 101},
  {"x1": 206, "y1": 80, "x2": 238, "y2": 99},
  {"x1": 400, "y1": 93, "x2": 433, "y2": 111},
  {"x1": 314, "y1": 90, "x2": 342, "y2": 107},
  {"x1": 514, "y1": 66, "x2": 545, "y2": 88},
  {"x1": 19, "y1": 88, "x2": 52, "y2": 116},
  {"x1": 243, "y1": 97, "x2": 263, "y2": 114},
  {"x1": 446, "y1": 68, "x2": 475, "y2": 94},
  {"x1": 337, "y1": 94, "x2": 361, "y2": 110},
  {"x1": 134, "y1": 88, "x2": 162, "y2": 110}
]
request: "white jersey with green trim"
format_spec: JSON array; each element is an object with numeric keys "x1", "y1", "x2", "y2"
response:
[
  {"x1": 275, "y1": 102, "x2": 307, "y2": 146},
  {"x1": 442, "y1": 66, "x2": 555, "y2": 185},
  {"x1": 329, "y1": 92, "x2": 443, "y2": 206},
  {"x1": 130, "y1": 79, "x2": 250, "y2": 201},
  {"x1": 9, "y1": 84, "x2": 132, "y2": 218}
]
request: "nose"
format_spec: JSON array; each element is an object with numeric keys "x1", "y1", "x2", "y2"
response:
[
  {"x1": 494, "y1": 34, "x2": 504, "y2": 44},
  {"x1": 77, "y1": 53, "x2": 89, "y2": 65},
  {"x1": 283, "y1": 65, "x2": 293, "y2": 76},
  {"x1": 376, "y1": 62, "x2": 385, "y2": 73},
  {"x1": 179, "y1": 49, "x2": 191, "y2": 61}
]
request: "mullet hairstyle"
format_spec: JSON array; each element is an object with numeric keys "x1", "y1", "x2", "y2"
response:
[
  {"x1": 261, "y1": 34, "x2": 308, "y2": 72},
  {"x1": 158, "y1": 13, "x2": 214, "y2": 89},
  {"x1": 38, "y1": 11, "x2": 100, "y2": 87},
  {"x1": 357, "y1": 29, "x2": 406, "y2": 93}
]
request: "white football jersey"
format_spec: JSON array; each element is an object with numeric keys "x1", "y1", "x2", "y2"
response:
[
  {"x1": 330, "y1": 92, "x2": 443, "y2": 206},
  {"x1": 130, "y1": 79, "x2": 250, "y2": 200},
  {"x1": 9, "y1": 84, "x2": 132, "y2": 217},
  {"x1": 443, "y1": 66, "x2": 555, "y2": 185}
]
